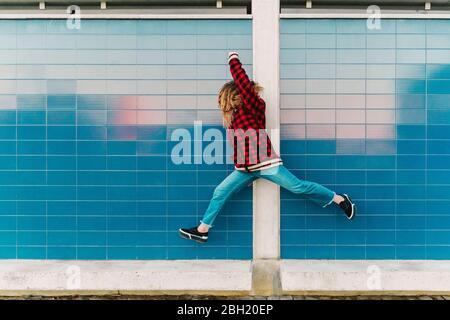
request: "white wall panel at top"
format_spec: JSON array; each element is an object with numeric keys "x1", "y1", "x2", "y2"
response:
[
  {"x1": 306, "y1": 49, "x2": 335, "y2": 63},
  {"x1": 281, "y1": 49, "x2": 306, "y2": 63},
  {"x1": 366, "y1": 95, "x2": 396, "y2": 109},
  {"x1": 306, "y1": 79, "x2": 335, "y2": 94},
  {"x1": 166, "y1": 35, "x2": 197, "y2": 50},
  {"x1": 336, "y1": 80, "x2": 366, "y2": 94},
  {"x1": 367, "y1": 34, "x2": 396, "y2": 49},
  {"x1": 46, "y1": 35, "x2": 77, "y2": 49},
  {"x1": 17, "y1": 35, "x2": 47, "y2": 49},
  {"x1": 107, "y1": 66, "x2": 138, "y2": 79},
  {"x1": 136, "y1": 65, "x2": 166, "y2": 80},
  {"x1": 366, "y1": 80, "x2": 396, "y2": 94},
  {"x1": 306, "y1": 124, "x2": 335, "y2": 139},
  {"x1": 336, "y1": 95, "x2": 365, "y2": 109},
  {"x1": 167, "y1": 110, "x2": 196, "y2": 124},
  {"x1": 305, "y1": 64, "x2": 336, "y2": 78},
  {"x1": 17, "y1": 50, "x2": 46, "y2": 64},
  {"x1": 366, "y1": 50, "x2": 396, "y2": 64},
  {"x1": 76, "y1": 35, "x2": 108, "y2": 49},
  {"x1": 136, "y1": 35, "x2": 167, "y2": 49},
  {"x1": 0, "y1": 21, "x2": 16, "y2": 34},
  {"x1": 167, "y1": 50, "x2": 196, "y2": 64},
  {"x1": 0, "y1": 19, "x2": 252, "y2": 131},
  {"x1": 367, "y1": 110, "x2": 396, "y2": 124},
  {"x1": 281, "y1": 124, "x2": 306, "y2": 139},
  {"x1": 47, "y1": 79, "x2": 76, "y2": 94},
  {"x1": 396, "y1": 50, "x2": 426, "y2": 64},
  {"x1": 281, "y1": 94, "x2": 306, "y2": 109},
  {"x1": 427, "y1": 50, "x2": 450, "y2": 63},
  {"x1": 197, "y1": 110, "x2": 222, "y2": 124},
  {"x1": 197, "y1": 65, "x2": 228, "y2": 80},
  {"x1": 76, "y1": 50, "x2": 108, "y2": 65},
  {"x1": 107, "y1": 51, "x2": 137, "y2": 65},
  {"x1": 197, "y1": 35, "x2": 228, "y2": 49},
  {"x1": 167, "y1": 65, "x2": 197, "y2": 79},
  {"x1": 0, "y1": 50, "x2": 17, "y2": 64},
  {"x1": 337, "y1": 110, "x2": 366, "y2": 124},
  {"x1": 167, "y1": 80, "x2": 196, "y2": 95},
  {"x1": 397, "y1": 34, "x2": 426, "y2": 49},
  {"x1": 337, "y1": 125, "x2": 366, "y2": 139},
  {"x1": 137, "y1": 80, "x2": 166, "y2": 95},
  {"x1": 367, "y1": 65, "x2": 396, "y2": 79},
  {"x1": 197, "y1": 49, "x2": 252, "y2": 65},
  {"x1": 396, "y1": 65, "x2": 426, "y2": 78},
  {"x1": 107, "y1": 35, "x2": 137, "y2": 49},
  {"x1": 427, "y1": 35, "x2": 450, "y2": 49},
  {"x1": 306, "y1": 95, "x2": 334, "y2": 109},
  {"x1": 77, "y1": 80, "x2": 107, "y2": 94},
  {"x1": 337, "y1": 34, "x2": 366, "y2": 49},
  {"x1": 336, "y1": 49, "x2": 365, "y2": 64},
  {"x1": 367, "y1": 124, "x2": 395, "y2": 139},
  {"x1": 197, "y1": 80, "x2": 227, "y2": 95},
  {"x1": 136, "y1": 51, "x2": 166, "y2": 64},
  {"x1": 306, "y1": 34, "x2": 336, "y2": 49},
  {"x1": 0, "y1": 95, "x2": 16, "y2": 109},
  {"x1": 0, "y1": 66, "x2": 16, "y2": 79},
  {"x1": 47, "y1": 50, "x2": 79, "y2": 64},
  {"x1": 396, "y1": 20, "x2": 426, "y2": 33},
  {"x1": 281, "y1": 34, "x2": 306, "y2": 49},
  {"x1": 0, "y1": 35, "x2": 17, "y2": 49},
  {"x1": 280, "y1": 64, "x2": 305, "y2": 79},
  {"x1": 336, "y1": 65, "x2": 366, "y2": 78},
  {"x1": 226, "y1": 35, "x2": 252, "y2": 49},
  {"x1": 281, "y1": 79, "x2": 305, "y2": 94},
  {"x1": 17, "y1": 80, "x2": 47, "y2": 94},
  {"x1": 77, "y1": 65, "x2": 107, "y2": 79},
  {"x1": 281, "y1": 110, "x2": 305, "y2": 124},
  {"x1": 306, "y1": 109, "x2": 335, "y2": 124},
  {"x1": 107, "y1": 80, "x2": 137, "y2": 95},
  {"x1": 167, "y1": 95, "x2": 196, "y2": 109},
  {"x1": 197, "y1": 95, "x2": 217, "y2": 110},
  {"x1": 137, "y1": 95, "x2": 166, "y2": 109}
]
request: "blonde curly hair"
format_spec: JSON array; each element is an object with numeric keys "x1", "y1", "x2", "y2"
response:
[{"x1": 218, "y1": 80, "x2": 263, "y2": 128}]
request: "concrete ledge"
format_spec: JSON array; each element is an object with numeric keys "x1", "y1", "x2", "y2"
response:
[
  {"x1": 281, "y1": 260, "x2": 450, "y2": 295},
  {"x1": 0, "y1": 260, "x2": 252, "y2": 295}
]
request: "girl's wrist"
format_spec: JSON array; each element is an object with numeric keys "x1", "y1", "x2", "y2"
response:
[{"x1": 227, "y1": 52, "x2": 239, "y2": 63}]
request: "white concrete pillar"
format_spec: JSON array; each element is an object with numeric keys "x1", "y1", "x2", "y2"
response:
[{"x1": 252, "y1": 0, "x2": 280, "y2": 260}]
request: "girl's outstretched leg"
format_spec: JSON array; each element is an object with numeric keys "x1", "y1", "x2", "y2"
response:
[
  {"x1": 257, "y1": 165, "x2": 356, "y2": 219},
  {"x1": 179, "y1": 170, "x2": 256, "y2": 243}
]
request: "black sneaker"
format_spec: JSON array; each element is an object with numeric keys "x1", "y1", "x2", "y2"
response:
[
  {"x1": 179, "y1": 227, "x2": 208, "y2": 243},
  {"x1": 338, "y1": 194, "x2": 356, "y2": 220}
]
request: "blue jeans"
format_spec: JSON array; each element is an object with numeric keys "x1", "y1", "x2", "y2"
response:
[{"x1": 200, "y1": 165, "x2": 336, "y2": 227}]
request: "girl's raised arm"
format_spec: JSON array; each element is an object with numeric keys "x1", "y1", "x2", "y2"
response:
[{"x1": 227, "y1": 52, "x2": 261, "y2": 108}]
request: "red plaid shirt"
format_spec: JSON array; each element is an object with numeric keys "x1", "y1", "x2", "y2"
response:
[{"x1": 227, "y1": 57, "x2": 282, "y2": 172}]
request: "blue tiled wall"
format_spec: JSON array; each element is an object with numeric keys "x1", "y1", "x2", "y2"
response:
[
  {"x1": 280, "y1": 19, "x2": 450, "y2": 259},
  {"x1": 0, "y1": 19, "x2": 253, "y2": 260},
  {"x1": 3, "y1": 17, "x2": 449, "y2": 261}
]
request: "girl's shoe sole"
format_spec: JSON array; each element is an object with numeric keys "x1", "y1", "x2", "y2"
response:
[
  {"x1": 178, "y1": 229, "x2": 207, "y2": 244},
  {"x1": 343, "y1": 194, "x2": 356, "y2": 220}
]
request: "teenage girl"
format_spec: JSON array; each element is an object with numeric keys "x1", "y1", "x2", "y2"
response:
[{"x1": 179, "y1": 52, "x2": 356, "y2": 243}]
